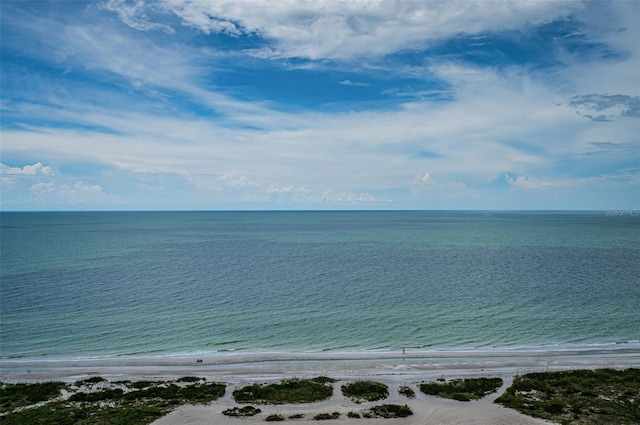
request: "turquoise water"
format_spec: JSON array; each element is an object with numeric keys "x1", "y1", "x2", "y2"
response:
[{"x1": 1, "y1": 211, "x2": 639, "y2": 360}]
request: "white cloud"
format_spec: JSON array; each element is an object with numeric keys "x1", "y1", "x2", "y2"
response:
[
  {"x1": 100, "y1": 0, "x2": 175, "y2": 33},
  {"x1": 2, "y1": 1, "x2": 637, "y2": 210},
  {"x1": 218, "y1": 172, "x2": 260, "y2": 188},
  {"x1": 30, "y1": 181, "x2": 56, "y2": 193},
  {"x1": 412, "y1": 172, "x2": 432, "y2": 185},
  {"x1": 411, "y1": 172, "x2": 472, "y2": 195},
  {"x1": 108, "y1": 0, "x2": 583, "y2": 60},
  {"x1": 25, "y1": 179, "x2": 112, "y2": 205},
  {"x1": 267, "y1": 185, "x2": 294, "y2": 194},
  {"x1": 321, "y1": 189, "x2": 376, "y2": 204},
  {"x1": 503, "y1": 173, "x2": 639, "y2": 192},
  {"x1": 1, "y1": 162, "x2": 55, "y2": 176},
  {"x1": 339, "y1": 79, "x2": 369, "y2": 87},
  {"x1": 504, "y1": 174, "x2": 557, "y2": 190}
]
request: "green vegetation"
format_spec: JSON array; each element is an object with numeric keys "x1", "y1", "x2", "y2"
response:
[
  {"x1": 130, "y1": 380, "x2": 162, "y2": 389},
  {"x1": 288, "y1": 413, "x2": 304, "y2": 419},
  {"x1": 233, "y1": 377, "x2": 334, "y2": 404},
  {"x1": 0, "y1": 381, "x2": 66, "y2": 412},
  {"x1": 1, "y1": 377, "x2": 226, "y2": 425},
  {"x1": 420, "y1": 377, "x2": 502, "y2": 401},
  {"x1": 369, "y1": 404, "x2": 413, "y2": 418},
  {"x1": 398, "y1": 385, "x2": 415, "y2": 398},
  {"x1": 347, "y1": 411, "x2": 361, "y2": 418},
  {"x1": 176, "y1": 376, "x2": 203, "y2": 383},
  {"x1": 341, "y1": 381, "x2": 389, "y2": 403},
  {"x1": 0, "y1": 401, "x2": 172, "y2": 425},
  {"x1": 74, "y1": 377, "x2": 107, "y2": 386},
  {"x1": 495, "y1": 368, "x2": 640, "y2": 425},
  {"x1": 265, "y1": 413, "x2": 285, "y2": 421},
  {"x1": 222, "y1": 405, "x2": 262, "y2": 417},
  {"x1": 68, "y1": 387, "x2": 125, "y2": 402},
  {"x1": 313, "y1": 412, "x2": 340, "y2": 420},
  {"x1": 67, "y1": 381, "x2": 225, "y2": 404}
]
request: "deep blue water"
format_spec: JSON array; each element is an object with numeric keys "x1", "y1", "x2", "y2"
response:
[{"x1": 1, "y1": 211, "x2": 639, "y2": 360}]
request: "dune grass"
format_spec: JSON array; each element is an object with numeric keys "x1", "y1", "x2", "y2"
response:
[
  {"x1": 233, "y1": 377, "x2": 335, "y2": 404},
  {"x1": 419, "y1": 377, "x2": 502, "y2": 401},
  {"x1": 495, "y1": 368, "x2": 640, "y2": 425},
  {"x1": 0, "y1": 381, "x2": 66, "y2": 413},
  {"x1": 399, "y1": 385, "x2": 415, "y2": 398},
  {"x1": 0, "y1": 377, "x2": 225, "y2": 425},
  {"x1": 369, "y1": 404, "x2": 413, "y2": 418},
  {"x1": 222, "y1": 405, "x2": 262, "y2": 417},
  {"x1": 341, "y1": 380, "x2": 389, "y2": 403}
]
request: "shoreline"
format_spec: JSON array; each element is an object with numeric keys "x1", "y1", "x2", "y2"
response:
[{"x1": 2, "y1": 345, "x2": 639, "y2": 383}]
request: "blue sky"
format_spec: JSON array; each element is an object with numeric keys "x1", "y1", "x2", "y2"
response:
[{"x1": 1, "y1": 0, "x2": 638, "y2": 210}]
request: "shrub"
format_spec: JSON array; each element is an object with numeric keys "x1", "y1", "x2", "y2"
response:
[
  {"x1": 370, "y1": 404, "x2": 413, "y2": 418},
  {"x1": 341, "y1": 381, "x2": 389, "y2": 403},
  {"x1": 419, "y1": 377, "x2": 502, "y2": 401},
  {"x1": 265, "y1": 413, "x2": 285, "y2": 421},
  {"x1": 177, "y1": 376, "x2": 203, "y2": 383},
  {"x1": 495, "y1": 368, "x2": 640, "y2": 424},
  {"x1": 69, "y1": 388, "x2": 124, "y2": 402},
  {"x1": 233, "y1": 378, "x2": 333, "y2": 404},
  {"x1": 222, "y1": 405, "x2": 262, "y2": 417},
  {"x1": 310, "y1": 376, "x2": 336, "y2": 384},
  {"x1": 399, "y1": 386, "x2": 415, "y2": 398},
  {"x1": 74, "y1": 377, "x2": 106, "y2": 386},
  {"x1": 0, "y1": 381, "x2": 67, "y2": 412},
  {"x1": 130, "y1": 380, "x2": 160, "y2": 389},
  {"x1": 313, "y1": 412, "x2": 340, "y2": 420},
  {"x1": 0, "y1": 401, "x2": 171, "y2": 425}
]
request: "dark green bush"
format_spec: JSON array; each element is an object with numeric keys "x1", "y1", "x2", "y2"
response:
[
  {"x1": 370, "y1": 404, "x2": 413, "y2": 418},
  {"x1": 0, "y1": 400, "x2": 173, "y2": 425},
  {"x1": 74, "y1": 377, "x2": 106, "y2": 386},
  {"x1": 341, "y1": 381, "x2": 389, "y2": 403},
  {"x1": 222, "y1": 405, "x2": 262, "y2": 416},
  {"x1": 68, "y1": 388, "x2": 124, "y2": 402},
  {"x1": 177, "y1": 376, "x2": 203, "y2": 383},
  {"x1": 420, "y1": 377, "x2": 502, "y2": 401},
  {"x1": 265, "y1": 413, "x2": 285, "y2": 421},
  {"x1": 313, "y1": 412, "x2": 340, "y2": 420},
  {"x1": 0, "y1": 381, "x2": 66, "y2": 412},
  {"x1": 399, "y1": 385, "x2": 415, "y2": 398},
  {"x1": 233, "y1": 378, "x2": 333, "y2": 404},
  {"x1": 496, "y1": 368, "x2": 640, "y2": 424},
  {"x1": 130, "y1": 380, "x2": 160, "y2": 389}
]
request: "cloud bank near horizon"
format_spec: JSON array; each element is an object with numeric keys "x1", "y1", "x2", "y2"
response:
[{"x1": 1, "y1": 0, "x2": 638, "y2": 210}]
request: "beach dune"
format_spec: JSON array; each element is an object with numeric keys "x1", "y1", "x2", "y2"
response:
[{"x1": 152, "y1": 377, "x2": 550, "y2": 425}]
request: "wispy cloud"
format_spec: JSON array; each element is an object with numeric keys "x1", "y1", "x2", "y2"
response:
[
  {"x1": 339, "y1": 79, "x2": 370, "y2": 87},
  {"x1": 1, "y1": 0, "x2": 638, "y2": 210},
  {"x1": 110, "y1": 0, "x2": 583, "y2": 60}
]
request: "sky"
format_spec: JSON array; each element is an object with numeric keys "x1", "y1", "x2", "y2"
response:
[{"x1": 1, "y1": 1, "x2": 639, "y2": 211}]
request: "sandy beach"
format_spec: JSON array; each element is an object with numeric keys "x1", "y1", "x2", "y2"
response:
[{"x1": 2, "y1": 347, "x2": 639, "y2": 425}]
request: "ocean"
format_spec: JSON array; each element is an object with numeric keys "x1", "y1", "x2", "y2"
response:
[{"x1": 1, "y1": 211, "x2": 639, "y2": 361}]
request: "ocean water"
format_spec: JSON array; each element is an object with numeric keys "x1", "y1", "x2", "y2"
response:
[{"x1": 1, "y1": 211, "x2": 639, "y2": 361}]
